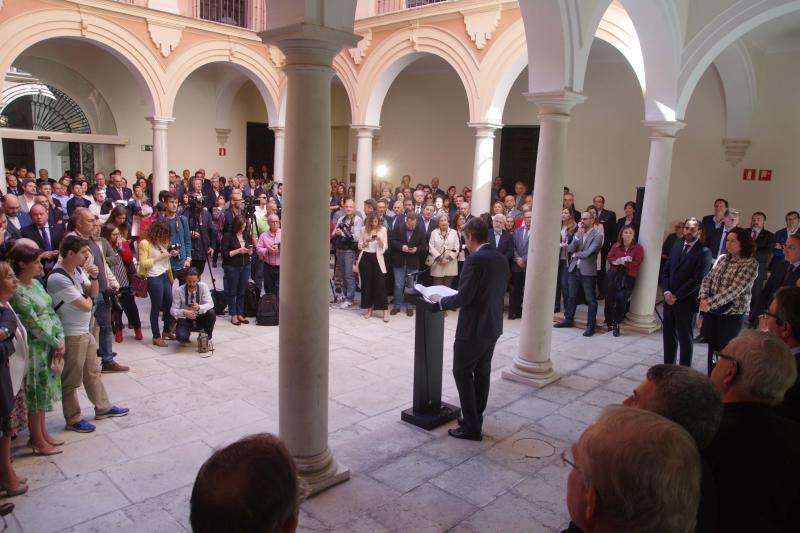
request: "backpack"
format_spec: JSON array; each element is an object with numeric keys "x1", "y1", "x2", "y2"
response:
[
  {"x1": 244, "y1": 282, "x2": 260, "y2": 317},
  {"x1": 256, "y1": 293, "x2": 279, "y2": 326}
]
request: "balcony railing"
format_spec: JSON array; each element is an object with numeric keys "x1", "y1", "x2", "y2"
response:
[
  {"x1": 376, "y1": 0, "x2": 448, "y2": 15},
  {"x1": 194, "y1": 0, "x2": 266, "y2": 32}
]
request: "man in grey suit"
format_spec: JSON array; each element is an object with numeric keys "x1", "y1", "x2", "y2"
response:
[
  {"x1": 556, "y1": 210, "x2": 603, "y2": 336},
  {"x1": 509, "y1": 209, "x2": 531, "y2": 319}
]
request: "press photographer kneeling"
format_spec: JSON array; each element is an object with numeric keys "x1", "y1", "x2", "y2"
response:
[{"x1": 170, "y1": 267, "x2": 215, "y2": 355}]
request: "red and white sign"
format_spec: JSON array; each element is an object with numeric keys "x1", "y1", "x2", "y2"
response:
[
  {"x1": 742, "y1": 168, "x2": 756, "y2": 181},
  {"x1": 218, "y1": 147, "x2": 227, "y2": 157},
  {"x1": 758, "y1": 169, "x2": 772, "y2": 181}
]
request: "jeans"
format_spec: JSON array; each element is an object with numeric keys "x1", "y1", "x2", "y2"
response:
[
  {"x1": 565, "y1": 270, "x2": 598, "y2": 328},
  {"x1": 146, "y1": 273, "x2": 174, "y2": 339},
  {"x1": 263, "y1": 264, "x2": 280, "y2": 295},
  {"x1": 176, "y1": 310, "x2": 216, "y2": 342},
  {"x1": 393, "y1": 266, "x2": 413, "y2": 309},
  {"x1": 224, "y1": 263, "x2": 251, "y2": 316},
  {"x1": 93, "y1": 299, "x2": 114, "y2": 364},
  {"x1": 336, "y1": 249, "x2": 356, "y2": 302}
]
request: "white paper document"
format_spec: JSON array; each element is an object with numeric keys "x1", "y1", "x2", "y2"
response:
[{"x1": 415, "y1": 284, "x2": 458, "y2": 304}]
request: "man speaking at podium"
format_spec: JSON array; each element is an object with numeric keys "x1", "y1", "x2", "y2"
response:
[{"x1": 429, "y1": 218, "x2": 510, "y2": 441}]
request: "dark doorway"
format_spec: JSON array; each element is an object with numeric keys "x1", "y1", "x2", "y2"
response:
[
  {"x1": 498, "y1": 126, "x2": 539, "y2": 195},
  {"x1": 2, "y1": 139, "x2": 35, "y2": 171},
  {"x1": 246, "y1": 122, "x2": 275, "y2": 179}
]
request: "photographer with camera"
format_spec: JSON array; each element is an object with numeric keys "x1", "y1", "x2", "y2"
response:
[
  {"x1": 186, "y1": 192, "x2": 215, "y2": 275},
  {"x1": 332, "y1": 199, "x2": 363, "y2": 309},
  {"x1": 164, "y1": 192, "x2": 192, "y2": 285},
  {"x1": 170, "y1": 267, "x2": 215, "y2": 353}
]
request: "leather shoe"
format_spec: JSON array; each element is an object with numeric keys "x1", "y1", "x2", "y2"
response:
[
  {"x1": 390, "y1": 307, "x2": 400, "y2": 316},
  {"x1": 582, "y1": 327, "x2": 595, "y2": 337},
  {"x1": 694, "y1": 334, "x2": 706, "y2": 343},
  {"x1": 554, "y1": 320, "x2": 574, "y2": 328},
  {"x1": 448, "y1": 428, "x2": 482, "y2": 441},
  {"x1": 507, "y1": 313, "x2": 517, "y2": 320},
  {"x1": 101, "y1": 362, "x2": 130, "y2": 373},
  {"x1": 406, "y1": 308, "x2": 414, "y2": 317}
]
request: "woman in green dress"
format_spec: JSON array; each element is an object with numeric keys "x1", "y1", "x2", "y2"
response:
[{"x1": 8, "y1": 244, "x2": 65, "y2": 455}]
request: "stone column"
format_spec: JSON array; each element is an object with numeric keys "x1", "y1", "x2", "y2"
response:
[
  {"x1": 261, "y1": 28, "x2": 358, "y2": 495},
  {"x1": 146, "y1": 116, "x2": 174, "y2": 196},
  {"x1": 271, "y1": 126, "x2": 285, "y2": 182},
  {"x1": 0, "y1": 131, "x2": 6, "y2": 192},
  {"x1": 353, "y1": 125, "x2": 379, "y2": 208},
  {"x1": 625, "y1": 120, "x2": 686, "y2": 333},
  {"x1": 502, "y1": 91, "x2": 586, "y2": 388},
  {"x1": 468, "y1": 122, "x2": 501, "y2": 215}
]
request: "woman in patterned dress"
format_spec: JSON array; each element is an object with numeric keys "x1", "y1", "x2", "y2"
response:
[{"x1": 8, "y1": 244, "x2": 65, "y2": 455}]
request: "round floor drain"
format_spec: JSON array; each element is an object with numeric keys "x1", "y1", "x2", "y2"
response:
[{"x1": 511, "y1": 438, "x2": 555, "y2": 459}]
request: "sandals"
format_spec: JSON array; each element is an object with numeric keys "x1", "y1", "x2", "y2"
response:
[{"x1": 231, "y1": 319, "x2": 241, "y2": 326}]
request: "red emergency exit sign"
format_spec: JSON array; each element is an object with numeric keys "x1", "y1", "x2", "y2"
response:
[
  {"x1": 758, "y1": 169, "x2": 772, "y2": 181},
  {"x1": 742, "y1": 168, "x2": 772, "y2": 181}
]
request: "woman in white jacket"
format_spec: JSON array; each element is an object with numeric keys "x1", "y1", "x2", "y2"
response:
[
  {"x1": 357, "y1": 213, "x2": 389, "y2": 322},
  {"x1": 428, "y1": 215, "x2": 460, "y2": 288}
]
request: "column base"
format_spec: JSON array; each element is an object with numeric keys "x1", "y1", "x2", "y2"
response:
[
  {"x1": 294, "y1": 447, "x2": 350, "y2": 496},
  {"x1": 623, "y1": 312, "x2": 661, "y2": 334},
  {"x1": 502, "y1": 358, "x2": 560, "y2": 389}
]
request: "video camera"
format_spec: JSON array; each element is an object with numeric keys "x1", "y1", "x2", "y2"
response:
[
  {"x1": 187, "y1": 193, "x2": 204, "y2": 211},
  {"x1": 243, "y1": 195, "x2": 256, "y2": 218}
]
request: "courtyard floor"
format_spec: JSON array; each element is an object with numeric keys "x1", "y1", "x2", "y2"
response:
[{"x1": 2, "y1": 286, "x2": 697, "y2": 533}]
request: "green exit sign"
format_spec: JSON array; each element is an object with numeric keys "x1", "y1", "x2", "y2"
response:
[{"x1": 141, "y1": 145, "x2": 153, "y2": 152}]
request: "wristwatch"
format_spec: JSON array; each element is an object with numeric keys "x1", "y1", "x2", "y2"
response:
[
  {"x1": 89, "y1": 276, "x2": 99, "y2": 281},
  {"x1": 0, "y1": 327, "x2": 10, "y2": 338}
]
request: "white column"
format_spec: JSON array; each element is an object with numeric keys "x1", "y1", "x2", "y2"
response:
[
  {"x1": 502, "y1": 91, "x2": 586, "y2": 388},
  {"x1": 625, "y1": 120, "x2": 686, "y2": 333},
  {"x1": 271, "y1": 126, "x2": 285, "y2": 182},
  {"x1": 0, "y1": 131, "x2": 6, "y2": 193},
  {"x1": 468, "y1": 122, "x2": 501, "y2": 215},
  {"x1": 353, "y1": 125, "x2": 379, "y2": 208},
  {"x1": 261, "y1": 29, "x2": 358, "y2": 495},
  {"x1": 146, "y1": 116, "x2": 174, "y2": 197}
]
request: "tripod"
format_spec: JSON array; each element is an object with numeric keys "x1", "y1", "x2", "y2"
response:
[{"x1": 188, "y1": 205, "x2": 224, "y2": 313}]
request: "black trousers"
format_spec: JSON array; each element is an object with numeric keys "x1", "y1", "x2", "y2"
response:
[
  {"x1": 176, "y1": 310, "x2": 216, "y2": 342},
  {"x1": 663, "y1": 303, "x2": 696, "y2": 366},
  {"x1": 358, "y1": 252, "x2": 387, "y2": 310},
  {"x1": 702, "y1": 313, "x2": 745, "y2": 375},
  {"x1": 510, "y1": 270, "x2": 526, "y2": 316},
  {"x1": 453, "y1": 337, "x2": 497, "y2": 435},
  {"x1": 555, "y1": 260, "x2": 567, "y2": 312},
  {"x1": 117, "y1": 287, "x2": 141, "y2": 330},
  {"x1": 603, "y1": 271, "x2": 635, "y2": 325},
  {"x1": 263, "y1": 264, "x2": 280, "y2": 295}
]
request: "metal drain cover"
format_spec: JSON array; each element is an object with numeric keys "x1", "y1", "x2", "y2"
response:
[{"x1": 511, "y1": 438, "x2": 555, "y2": 459}]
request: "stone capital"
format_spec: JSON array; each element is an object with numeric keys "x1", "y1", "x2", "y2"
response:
[
  {"x1": 146, "y1": 116, "x2": 175, "y2": 130},
  {"x1": 722, "y1": 138, "x2": 750, "y2": 166},
  {"x1": 524, "y1": 91, "x2": 587, "y2": 117},
  {"x1": 259, "y1": 24, "x2": 360, "y2": 68},
  {"x1": 467, "y1": 122, "x2": 502, "y2": 137},
  {"x1": 215, "y1": 128, "x2": 232, "y2": 146},
  {"x1": 643, "y1": 120, "x2": 686, "y2": 139},
  {"x1": 270, "y1": 126, "x2": 286, "y2": 137},
  {"x1": 351, "y1": 125, "x2": 380, "y2": 138}
]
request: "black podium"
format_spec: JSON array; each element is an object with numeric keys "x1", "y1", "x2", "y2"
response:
[{"x1": 400, "y1": 292, "x2": 461, "y2": 430}]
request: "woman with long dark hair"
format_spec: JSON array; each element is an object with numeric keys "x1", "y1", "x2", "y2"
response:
[
  {"x1": 614, "y1": 201, "x2": 639, "y2": 240},
  {"x1": 101, "y1": 224, "x2": 142, "y2": 342},
  {"x1": 604, "y1": 225, "x2": 644, "y2": 336},
  {"x1": 221, "y1": 215, "x2": 253, "y2": 326},
  {"x1": 358, "y1": 213, "x2": 389, "y2": 322}
]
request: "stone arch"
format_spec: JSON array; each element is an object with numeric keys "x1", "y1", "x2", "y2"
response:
[
  {"x1": 714, "y1": 39, "x2": 756, "y2": 141},
  {"x1": 333, "y1": 53, "x2": 359, "y2": 125},
  {"x1": 163, "y1": 40, "x2": 281, "y2": 121},
  {"x1": 0, "y1": 9, "x2": 164, "y2": 116},
  {"x1": 678, "y1": 0, "x2": 800, "y2": 118},
  {"x1": 356, "y1": 25, "x2": 479, "y2": 126},
  {"x1": 213, "y1": 74, "x2": 250, "y2": 130}
]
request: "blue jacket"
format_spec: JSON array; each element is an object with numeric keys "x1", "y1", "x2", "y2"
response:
[{"x1": 166, "y1": 215, "x2": 192, "y2": 271}]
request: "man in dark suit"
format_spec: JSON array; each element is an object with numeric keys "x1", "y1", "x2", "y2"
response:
[
  {"x1": 701, "y1": 198, "x2": 728, "y2": 242},
  {"x1": 771, "y1": 210, "x2": 799, "y2": 267},
  {"x1": 107, "y1": 171, "x2": 133, "y2": 204},
  {"x1": 389, "y1": 210, "x2": 426, "y2": 317},
  {"x1": 592, "y1": 195, "x2": 617, "y2": 299},
  {"x1": 487, "y1": 214, "x2": 514, "y2": 263},
  {"x1": 761, "y1": 287, "x2": 800, "y2": 423},
  {"x1": 759, "y1": 234, "x2": 800, "y2": 315},
  {"x1": 21, "y1": 203, "x2": 64, "y2": 274},
  {"x1": 430, "y1": 177, "x2": 445, "y2": 199},
  {"x1": 748, "y1": 211, "x2": 774, "y2": 327},
  {"x1": 708, "y1": 207, "x2": 739, "y2": 259},
  {"x1": 3, "y1": 194, "x2": 32, "y2": 239},
  {"x1": 430, "y1": 218, "x2": 509, "y2": 441},
  {"x1": 563, "y1": 191, "x2": 580, "y2": 223},
  {"x1": 661, "y1": 218, "x2": 713, "y2": 367},
  {"x1": 705, "y1": 330, "x2": 800, "y2": 533},
  {"x1": 509, "y1": 210, "x2": 531, "y2": 320}
]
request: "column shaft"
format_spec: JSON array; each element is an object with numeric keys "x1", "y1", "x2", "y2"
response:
[
  {"x1": 353, "y1": 126, "x2": 378, "y2": 208},
  {"x1": 0, "y1": 131, "x2": 6, "y2": 193},
  {"x1": 502, "y1": 91, "x2": 586, "y2": 388},
  {"x1": 626, "y1": 121, "x2": 685, "y2": 332},
  {"x1": 271, "y1": 126, "x2": 285, "y2": 182},
  {"x1": 147, "y1": 116, "x2": 174, "y2": 197},
  {"x1": 468, "y1": 122, "x2": 500, "y2": 215}
]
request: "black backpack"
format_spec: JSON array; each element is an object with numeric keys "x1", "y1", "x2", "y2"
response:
[
  {"x1": 256, "y1": 293, "x2": 279, "y2": 326},
  {"x1": 244, "y1": 282, "x2": 260, "y2": 317}
]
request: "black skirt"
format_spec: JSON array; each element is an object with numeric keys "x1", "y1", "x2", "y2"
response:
[{"x1": 359, "y1": 252, "x2": 388, "y2": 310}]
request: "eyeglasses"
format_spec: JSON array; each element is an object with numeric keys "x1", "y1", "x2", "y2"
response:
[
  {"x1": 712, "y1": 351, "x2": 737, "y2": 365},
  {"x1": 560, "y1": 450, "x2": 583, "y2": 475},
  {"x1": 759, "y1": 311, "x2": 780, "y2": 322}
]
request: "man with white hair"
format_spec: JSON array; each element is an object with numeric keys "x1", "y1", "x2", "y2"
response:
[
  {"x1": 563, "y1": 405, "x2": 701, "y2": 533},
  {"x1": 705, "y1": 330, "x2": 800, "y2": 533}
]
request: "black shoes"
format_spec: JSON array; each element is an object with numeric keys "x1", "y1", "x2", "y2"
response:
[
  {"x1": 554, "y1": 320, "x2": 574, "y2": 328},
  {"x1": 448, "y1": 428, "x2": 482, "y2": 441},
  {"x1": 508, "y1": 312, "x2": 519, "y2": 320},
  {"x1": 390, "y1": 307, "x2": 400, "y2": 316},
  {"x1": 583, "y1": 327, "x2": 595, "y2": 337},
  {"x1": 612, "y1": 323, "x2": 621, "y2": 337}
]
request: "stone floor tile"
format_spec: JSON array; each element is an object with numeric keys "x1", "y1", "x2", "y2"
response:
[
  {"x1": 137, "y1": 371, "x2": 193, "y2": 394},
  {"x1": 550, "y1": 354, "x2": 592, "y2": 374},
  {"x1": 123, "y1": 484, "x2": 193, "y2": 531},
  {"x1": 418, "y1": 430, "x2": 496, "y2": 467},
  {"x1": 369, "y1": 482, "x2": 478, "y2": 532},
  {"x1": 575, "y1": 362, "x2": 625, "y2": 381},
  {"x1": 103, "y1": 440, "x2": 212, "y2": 502},
  {"x1": 302, "y1": 475, "x2": 400, "y2": 529},
  {"x1": 459, "y1": 491, "x2": 552, "y2": 533},
  {"x1": 183, "y1": 398, "x2": 269, "y2": 435},
  {"x1": 480, "y1": 409, "x2": 535, "y2": 442},
  {"x1": 332, "y1": 421, "x2": 433, "y2": 473},
  {"x1": 368, "y1": 451, "x2": 452, "y2": 493},
  {"x1": 333, "y1": 377, "x2": 413, "y2": 417},
  {"x1": 621, "y1": 363, "x2": 653, "y2": 380},
  {"x1": 9, "y1": 453, "x2": 67, "y2": 492},
  {"x1": 602, "y1": 375, "x2": 643, "y2": 395},
  {"x1": 504, "y1": 395, "x2": 563, "y2": 421},
  {"x1": 12, "y1": 471, "x2": 130, "y2": 533},
  {"x1": 528, "y1": 383, "x2": 586, "y2": 405},
  {"x1": 554, "y1": 374, "x2": 602, "y2": 392},
  {"x1": 556, "y1": 400, "x2": 605, "y2": 426},
  {"x1": 531, "y1": 414, "x2": 586, "y2": 444},
  {"x1": 329, "y1": 400, "x2": 368, "y2": 432},
  {"x1": 60, "y1": 509, "x2": 186, "y2": 533},
  {"x1": 109, "y1": 414, "x2": 206, "y2": 459},
  {"x1": 430, "y1": 455, "x2": 524, "y2": 507},
  {"x1": 580, "y1": 387, "x2": 629, "y2": 408},
  {"x1": 51, "y1": 434, "x2": 127, "y2": 478},
  {"x1": 330, "y1": 516, "x2": 391, "y2": 533}
]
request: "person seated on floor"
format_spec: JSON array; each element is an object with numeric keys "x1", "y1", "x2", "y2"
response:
[
  {"x1": 170, "y1": 267, "x2": 216, "y2": 345},
  {"x1": 760, "y1": 286, "x2": 800, "y2": 422},
  {"x1": 562, "y1": 405, "x2": 700, "y2": 533},
  {"x1": 190, "y1": 433, "x2": 306, "y2": 533},
  {"x1": 623, "y1": 364, "x2": 723, "y2": 533},
  {"x1": 705, "y1": 330, "x2": 800, "y2": 533}
]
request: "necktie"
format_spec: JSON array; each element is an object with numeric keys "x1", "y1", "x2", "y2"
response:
[
  {"x1": 752, "y1": 229, "x2": 757, "y2": 240},
  {"x1": 40, "y1": 227, "x2": 51, "y2": 251},
  {"x1": 786, "y1": 264, "x2": 797, "y2": 284},
  {"x1": 681, "y1": 243, "x2": 689, "y2": 258},
  {"x1": 720, "y1": 231, "x2": 728, "y2": 255}
]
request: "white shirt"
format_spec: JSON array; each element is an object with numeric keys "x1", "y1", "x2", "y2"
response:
[
  {"x1": 170, "y1": 282, "x2": 214, "y2": 319},
  {"x1": 46, "y1": 262, "x2": 92, "y2": 336}
]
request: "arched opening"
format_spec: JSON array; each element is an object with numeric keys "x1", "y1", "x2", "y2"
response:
[{"x1": 331, "y1": 74, "x2": 353, "y2": 185}]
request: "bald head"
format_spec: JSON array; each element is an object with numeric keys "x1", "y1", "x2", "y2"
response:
[
  {"x1": 3, "y1": 194, "x2": 20, "y2": 217},
  {"x1": 30, "y1": 203, "x2": 48, "y2": 227}
]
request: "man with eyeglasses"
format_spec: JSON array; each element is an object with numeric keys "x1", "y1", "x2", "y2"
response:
[
  {"x1": 562, "y1": 405, "x2": 701, "y2": 533},
  {"x1": 256, "y1": 215, "x2": 281, "y2": 295},
  {"x1": 760, "y1": 287, "x2": 800, "y2": 422},
  {"x1": 759, "y1": 234, "x2": 800, "y2": 317},
  {"x1": 772, "y1": 210, "x2": 799, "y2": 265},
  {"x1": 705, "y1": 330, "x2": 800, "y2": 533}
]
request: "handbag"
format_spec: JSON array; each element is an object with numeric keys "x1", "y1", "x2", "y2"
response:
[{"x1": 131, "y1": 275, "x2": 148, "y2": 298}]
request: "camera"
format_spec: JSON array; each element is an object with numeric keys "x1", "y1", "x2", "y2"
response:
[
  {"x1": 242, "y1": 195, "x2": 256, "y2": 218},
  {"x1": 169, "y1": 243, "x2": 182, "y2": 253},
  {"x1": 188, "y1": 193, "x2": 204, "y2": 210}
]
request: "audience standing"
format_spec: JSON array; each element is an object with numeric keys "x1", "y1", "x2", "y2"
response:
[
  {"x1": 138, "y1": 219, "x2": 177, "y2": 347},
  {"x1": 221, "y1": 215, "x2": 253, "y2": 326},
  {"x1": 357, "y1": 213, "x2": 389, "y2": 322},
  {"x1": 557, "y1": 210, "x2": 602, "y2": 336},
  {"x1": 603, "y1": 225, "x2": 644, "y2": 336}
]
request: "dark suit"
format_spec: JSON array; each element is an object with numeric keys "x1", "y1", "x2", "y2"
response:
[
  {"x1": 760, "y1": 260, "x2": 800, "y2": 315},
  {"x1": 440, "y1": 244, "x2": 510, "y2": 435},
  {"x1": 389, "y1": 223, "x2": 426, "y2": 309},
  {"x1": 704, "y1": 402, "x2": 800, "y2": 533},
  {"x1": 708, "y1": 225, "x2": 737, "y2": 259},
  {"x1": 595, "y1": 208, "x2": 616, "y2": 297},
  {"x1": 509, "y1": 226, "x2": 530, "y2": 318},
  {"x1": 661, "y1": 240, "x2": 712, "y2": 366},
  {"x1": 701, "y1": 214, "x2": 722, "y2": 243},
  {"x1": 749, "y1": 228, "x2": 774, "y2": 325},
  {"x1": 5, "y1": 212, "x2": 32, "y2": 239},
  {"x1": 107, "y1": 186, "x2": 133, "y2": 203},
  {"x1": 21, "y1": 223, "x2": 65, "y2": 273},
  {"x1": 487, "y1": 230, "x2": 514, "y2": 264}
]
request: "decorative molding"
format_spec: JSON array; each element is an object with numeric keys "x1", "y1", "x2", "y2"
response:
[
  {"x1": 409, "y1": 21, "x2": 420, "y2": 52},
  {"x1": 0, "y1": 1, "x2": 4, "y2": 11},
  {"x1": 147, "y1": 19, "x2": 184, "y2": 57},
  {"x1": 461, "y1": 8, "x2": 501, "y2": 50},
  {"x1": 723, "y1": 138, "x2": 751, "y2": 166},
  {"x1": 215, "y1": 128, "x2": 232, "y2": 146},
  {"x1": 348, "y1": 30, "x2": 373, "y2": 65},
  {"x1": 268, "y1": 46, "x2": 285, "y2": 68}
]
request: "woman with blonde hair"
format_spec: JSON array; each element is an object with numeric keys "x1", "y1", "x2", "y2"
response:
[
  {"x1": 556, "y1": 207, "x2": 578, "y2": 313},
  {"x1": 358, "y1": 212, "x2": 389, "y2": 322},
  {"x1": 428, "y1": 214, "x2": 460, "y2": 288}
]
